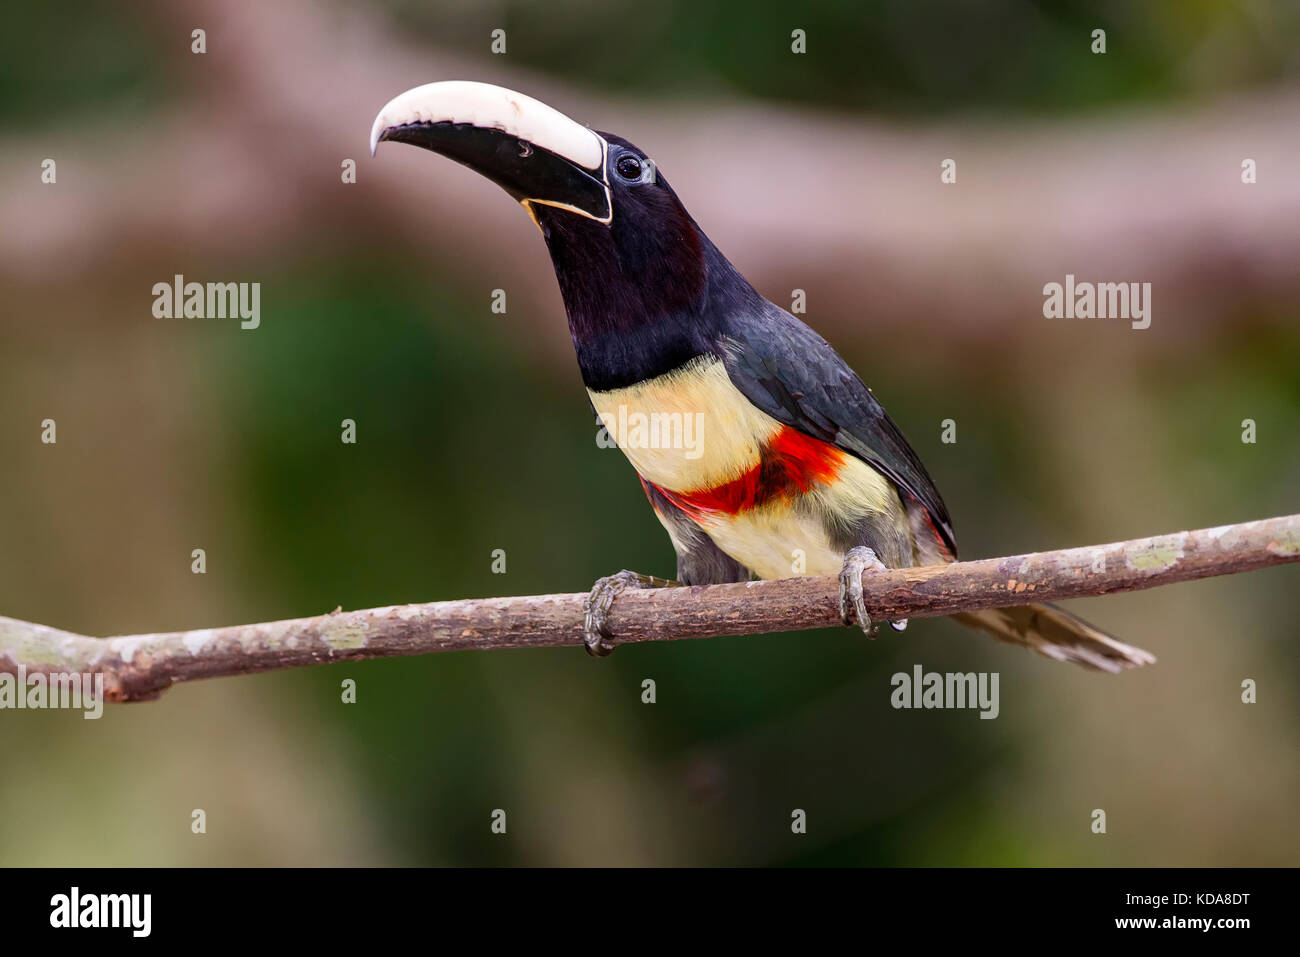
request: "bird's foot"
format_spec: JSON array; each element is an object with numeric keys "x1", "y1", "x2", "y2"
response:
[
  {"x1": 838, "y1": 547, "x2": 906, "y2": 637},
  {"x1": 582, "y1": 570, "x2": 679, "y2": 657}
]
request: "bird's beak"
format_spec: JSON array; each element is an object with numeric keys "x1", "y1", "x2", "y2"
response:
[{"x1": 370, "y1": 80, "x2": 612, "y2": 225}]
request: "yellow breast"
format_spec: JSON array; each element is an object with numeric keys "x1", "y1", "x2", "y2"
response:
[{"x1": 588, "y1": 356, "x2": 779, "y2": 492}]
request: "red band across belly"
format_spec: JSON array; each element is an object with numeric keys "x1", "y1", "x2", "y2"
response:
[{"x1": 647, "y1": 426, "x2": 844, "y2": 519}]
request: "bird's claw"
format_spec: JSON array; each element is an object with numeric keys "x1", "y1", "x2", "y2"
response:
[
  {"x1": 582, "y1": 570, "x2": 676, "y2": 657},
  {"x1": 838, "y1": 546, "x2": 906, "y2": 638}
]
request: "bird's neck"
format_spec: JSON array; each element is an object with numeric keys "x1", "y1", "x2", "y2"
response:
[{"x1": 537, "y1": 210, "x2": 755, "y2": 392}]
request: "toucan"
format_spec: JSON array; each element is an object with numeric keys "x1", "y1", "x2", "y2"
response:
[{"x1": 370, "y1": 81, "x2": 1154, "y2": 672}]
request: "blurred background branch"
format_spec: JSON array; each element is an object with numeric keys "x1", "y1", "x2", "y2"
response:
[{"x1": 2, "y1": 0, "x2": 1298, "y2": 355}]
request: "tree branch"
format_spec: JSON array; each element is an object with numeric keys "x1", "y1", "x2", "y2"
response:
[{"x1": 2, "y1": 514, "x2": 1296, "y2": 702}]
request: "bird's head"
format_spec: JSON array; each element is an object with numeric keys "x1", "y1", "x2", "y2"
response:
[{"x1": 371, "y1": 81, "x2": 730, "y2": 356}]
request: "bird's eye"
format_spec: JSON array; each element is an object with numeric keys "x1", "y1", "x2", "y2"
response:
[{"x1": 616, "y1": 155, "x2": 643, "y2": 180}]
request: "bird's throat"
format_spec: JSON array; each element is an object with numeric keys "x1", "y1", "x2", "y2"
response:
[{"x1": 533, "y1": 205, "x2": 737, "y2": 391}]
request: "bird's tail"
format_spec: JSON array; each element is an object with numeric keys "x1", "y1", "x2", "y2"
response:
[{"x1": 950, "y1": 603, "x2": 1155, "y2": 673}]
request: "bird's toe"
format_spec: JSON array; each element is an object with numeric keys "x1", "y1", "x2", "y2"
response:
[{"x1": 581, "y1": 570, "x2": 677, "y2": 656}]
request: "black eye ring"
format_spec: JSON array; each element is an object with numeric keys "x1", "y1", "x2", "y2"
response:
[{"x1": 615, "y1": 154, "x2": 643, "y2": 180}]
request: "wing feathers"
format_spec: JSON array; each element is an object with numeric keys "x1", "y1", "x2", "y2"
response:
[{"x1": 720, "y1": 305, "x2": 956, "y2": 556}]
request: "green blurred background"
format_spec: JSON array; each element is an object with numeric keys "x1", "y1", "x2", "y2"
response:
[{"x1": 1, "y1": 0, "x2": 1297, "y2": 865}]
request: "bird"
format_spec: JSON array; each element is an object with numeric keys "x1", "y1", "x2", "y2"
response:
[{"x1": 369, "y1": 80, "x2": 1154, "y2": 673}]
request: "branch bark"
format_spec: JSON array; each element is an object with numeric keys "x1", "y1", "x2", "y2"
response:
[{"x1": 2, "y1": 514, "x2": 1296, "y2": 702}]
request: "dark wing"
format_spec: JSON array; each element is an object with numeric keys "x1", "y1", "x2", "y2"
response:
[{"x1": 720, "y1": 304, "x2": 956, "y2": 555}]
